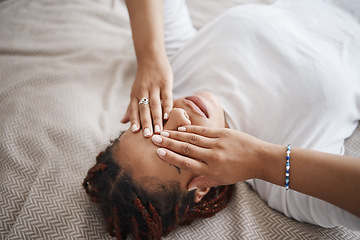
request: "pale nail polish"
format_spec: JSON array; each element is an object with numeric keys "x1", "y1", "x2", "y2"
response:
[
  {"x1": 131, "y1": 124, "x2": 138, "y2": 132},
  {"x1": 152, "y1": 135, "x2": 162, "y2": 144},
  {"x1": 178, "y1": 127, "x2": 186, "y2": 132},
  {"x1": 188, "y1": 186, "x2": 198, "y2": 191},
  {"x1": 154, "y1": 125, "x2": 161, "y2": 133},
  {"x1": 164, "y1": 113, "x2": 169, "y2": 120},
  {"x1": 160, "y1": 131, "x2": 170, "y2": 137},
  {"x1": 144, "y1": 128, "x2": 151, "y2": 137},
  {"x1": 157, "y1": 148, "x2": 166, "y2": 157}
]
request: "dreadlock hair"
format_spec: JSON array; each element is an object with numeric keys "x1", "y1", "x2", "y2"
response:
[{"x1": 83, "y1": 133, "x2": 234, "y2": 240}]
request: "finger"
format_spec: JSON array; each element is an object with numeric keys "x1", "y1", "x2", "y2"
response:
[
  {"x1": 152, "y1": 135, "x2": 211, "y2": 160},
  {"x1": 161, "y1": 89, "x2": 173, "y2": 120},
  {"x1": 160, "y1": 130, "x2": 215, "y2": 148},
  {"x1": 177, "y1": 125, "x2": 220, "y2": 138},
  {"x1": 150, "y1": 90, "x2": 163, "y2": 134},
  {"x1": 128, "y1": 97, "x2": 140, "y2": 132},
  {"x1": 138, "y1": 96, "x2": 153, "y2": 137},
  {"x1": 121, "y1": 105, "x2": 130, "y2": 123},
  {"x1": 188, "y1": 176, "x2": 218, "y2": 191},
  {"x1": 156, "y1": 148, "x2": 206, "y2": 174}
]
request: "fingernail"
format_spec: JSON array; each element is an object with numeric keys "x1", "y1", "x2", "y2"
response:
[
  {"x1": 178, "y1": 127, "x2": 186, "y2": 132},
  {"x1": 154, "y1": 125, "x2": 161, "y2": 133},
  {"x1": 157, "y1": 148, "x2": 166, "y2": 157},
  {"x1": 188, "y1": 186, "x2": 198, "y2": 191},
  {"x1": 131, "y1": 124, "x2": 138, "y2": 132},
  {"x1": 144, "y1": 128, "x2": 151, "y2": 137},
  {"x1": 160, "y1": 131, "x2": 170, "y2": 137},
  {"x1": 164, "y1": 113, "x2": 169, "y2": 120},
  {"x1": 152, "y1": 135, "x2": 162, "y2": 144}
]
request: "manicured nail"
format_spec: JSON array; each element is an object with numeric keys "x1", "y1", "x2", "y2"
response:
[
  {"x1": 160, "y1": 131, "x2": 170, "y2": 137},
  {"x1": 154, "y1": 125, "x2": 161, "y2": 133},
  {"x1": 164, "y1": 112, "x2": 169, "y2": 120},
  {"x1": 144, "y1": 128, "x2": 151, "y2": 137},
  {"x1": 131, "y1": 124, "x2": 138, "y2": 132},
  {"x1": 188, "y1": 186, "x2": 198, "y2": 191},
  {"x1": 157, "y1": 148, "x2": 166, "y2": 157},
  {"x1": 152, "y1": 135, "x2": 162, "y2": 144},
  {"x1": 178, "y1": 127, "x2": 186, "y2": 132}
]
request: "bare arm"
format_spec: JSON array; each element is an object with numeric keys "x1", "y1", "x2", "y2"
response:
[
  {"x1": 151, "y1": 126, "x2": 360, "y2": 217},
  {"x1": 125, "y1": 0, "x2": 166, "y2": 61},
  {"x1": 122, "y1": 0, "x2": 173, "y2": 137},
  {"x1": 261, "y1": 143, "x2": 360, "y2": 217}
]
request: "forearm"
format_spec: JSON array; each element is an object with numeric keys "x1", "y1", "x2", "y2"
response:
[
  {"x1": 125, "y1": 0, "x2": 167, "y2": 63},
  {"x1": 260, "y1": 143, "x2": 360, "y2": 217}
]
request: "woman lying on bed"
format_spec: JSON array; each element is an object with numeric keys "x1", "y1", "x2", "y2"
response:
[{"x1": 83, "y1": 0, "x2": 360, "y2": 239}]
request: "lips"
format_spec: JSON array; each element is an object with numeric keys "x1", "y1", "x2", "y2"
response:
[{"x1": 184, "y1": 96, "x2": 209, "y2": 118}]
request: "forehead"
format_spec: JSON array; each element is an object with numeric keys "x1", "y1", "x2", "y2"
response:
[
  {"x1": 113, "y1": 130, "x2": 180, "y2": 187},
  {"x1": 114, "y1": 129, "x2": 157, "y2": 172}
]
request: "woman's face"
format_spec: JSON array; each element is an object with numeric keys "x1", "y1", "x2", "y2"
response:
[{"x1": 113, "y1": 91, "x2": 225, "y2": 192}]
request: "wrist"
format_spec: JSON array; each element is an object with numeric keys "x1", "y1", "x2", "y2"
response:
[
  {"x1": 257, "y1": 142, "x2": 286, "y2": 184},
  {"x1": 135, "y1": 43, "x2": 167, "y2": 64}
]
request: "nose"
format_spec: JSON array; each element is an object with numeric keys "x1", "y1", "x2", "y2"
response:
[{"x1": 163, "y1": 108, "x2": 191, "y2": 131}]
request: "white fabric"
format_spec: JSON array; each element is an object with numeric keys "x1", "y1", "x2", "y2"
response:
[
  {"x1": 163, "y1": 0, "x2": 197, "y2": 58},
  {"x1": 167, "y1": 0, "x2": 360, "y2": 230}
]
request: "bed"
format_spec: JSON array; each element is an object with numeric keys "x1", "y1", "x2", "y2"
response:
[{"x1": 1, "y1": 0, "x2": 359, "y2": 239}]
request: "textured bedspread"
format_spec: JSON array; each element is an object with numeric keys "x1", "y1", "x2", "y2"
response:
[{"x1": 1, "y1": 0, "x2": 359, "y2": 239}]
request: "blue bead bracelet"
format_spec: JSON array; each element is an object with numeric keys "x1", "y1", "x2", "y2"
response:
[{"x1": 285, "y1": 144, "x2": 291, "y2": 190}]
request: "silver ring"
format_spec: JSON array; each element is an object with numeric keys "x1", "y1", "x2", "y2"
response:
[{"x1": 138, "y1": 97, "x2": 149, "y2": 105}]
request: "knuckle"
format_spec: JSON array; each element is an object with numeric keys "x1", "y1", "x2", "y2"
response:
[
  {"x1": 181, "y1": 160, "x2": 191, "y2": 170},
  {"x1": 189, "y1": 135, "x2": 198, "y2": 144},
  {"x1": 201, "y1": 128, "x2": 209, "y2": 135},
  {"x1": 165, "y1": 139, "x2": 173, "y2": 148},
  {"x1": 216, "y1": 141, "x2": 225, "y2": 149},
  {"x1": 181, "y1": 143, "x2": 191, "y2": 155},
  {"x1": 138, "y1": 104, "x2": 147, "y2": 110},
  {"x1": 163, "y1": 102, "x2": 172, "y2": 109},
  {"x1": 162, "y1": 95, "x2": 171, "y2": 101},
  {"x1": 167, "y1": 152, "x2": 176, "y2": 162},
  {"x1": 141, "y1": 119, "x2": 151, "y2": 127},
  {"x1": 130, "y1": 92, "x2": 137, "y2": 99},
  {"x1": 212, "y1": 151, "x2": 222, "y2": 161},
  {"x1": 173, "y1": 131, "x2": 181, "y2": 139},
  {"x1": 153, "y1": 116, "x2": 162, "y2": 123},
  {"x1": 223, "y1": 131, "x2": 231, "y2": 138},
  {"x1": 150, "y1": 101, "x2": 160, "y2": 108},
  {"x1": 129, "y1": 103, "x2": 138, "y2": 111}
]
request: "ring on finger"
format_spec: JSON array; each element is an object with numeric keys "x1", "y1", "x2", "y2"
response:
[{"x1": 138, "y1": 97, "x2": 150, "y2": 105}]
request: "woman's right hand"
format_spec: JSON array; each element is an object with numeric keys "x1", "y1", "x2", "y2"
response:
[
  {"x1": 152, "y1": 126, "x2": 267, "y2": 190},
  {"x1": 121, "y1": 56, "x2": 173, "y2": 137}
]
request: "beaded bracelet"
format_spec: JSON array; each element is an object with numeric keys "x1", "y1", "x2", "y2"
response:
[{"x1": 285, "y1": 144, "x2": 291, "y2": 190}]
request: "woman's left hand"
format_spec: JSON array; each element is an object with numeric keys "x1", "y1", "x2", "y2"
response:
[
  {"x1": 151, "y1": 126, "x2": 266, "y2": 190},
  {"x1": 121, "y1": 56, "x2": 173, "y2": 137}
]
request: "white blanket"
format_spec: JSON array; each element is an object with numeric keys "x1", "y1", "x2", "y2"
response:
[{"x1": 0, "y1": 0, "x2": 359, "y2": 239}]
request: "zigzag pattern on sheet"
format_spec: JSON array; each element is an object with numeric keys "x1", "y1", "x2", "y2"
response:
[{"x1": 0, "y1": 84, "x2": 113, "y2": 240}]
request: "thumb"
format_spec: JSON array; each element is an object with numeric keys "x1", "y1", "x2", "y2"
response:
[
  {"x1": 121, "y1": 107, "x2": 130, "y2": 123},
  {"x1": 188, "y1": 176, "x2": 218, "y2": 191}
]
